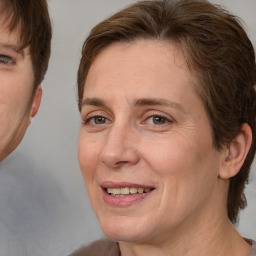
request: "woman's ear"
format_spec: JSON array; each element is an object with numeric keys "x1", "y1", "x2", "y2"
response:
[
  {"x1": 30, "y1": 85, "x2": 42, "y2": 118},
  {"x1": 218, "y1": 123, "x2": 252, "y2": 180}
]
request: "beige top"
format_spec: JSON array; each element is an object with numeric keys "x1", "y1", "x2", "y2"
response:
[{"x1": 70, "y1": 239, "x2": 256, "y2": 256}]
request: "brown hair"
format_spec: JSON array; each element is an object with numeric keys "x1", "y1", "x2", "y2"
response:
[
  {"x1": 77, "y1": 0, "x2": 256, "y2": 224},
  {"x1": 0, "y1": 0, "x2": 52, "y2": 92}
]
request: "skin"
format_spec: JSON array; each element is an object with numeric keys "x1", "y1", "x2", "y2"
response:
[
  {"x1": 78, "y1": 40, "x2": 252, "y2": 256},
  {"x1": 0, "y1": 19, "x2": 42, "y2": 162}
]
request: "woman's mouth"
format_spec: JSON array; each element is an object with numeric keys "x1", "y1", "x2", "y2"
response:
[
  {"x1": 101, "y1": 183, "x2": 155, "y2": 207},
  {"x1": 106, "y1": 187, "x2": 153, "y2": 197}
]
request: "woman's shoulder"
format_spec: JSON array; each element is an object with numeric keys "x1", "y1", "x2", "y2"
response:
[{"x1": 69, "y1": 239, "x2": 120, "y2": 256}]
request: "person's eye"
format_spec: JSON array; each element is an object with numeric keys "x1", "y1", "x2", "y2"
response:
[
  {"x1": 146, "y1": 115, "x2": 171, "y2": 125},
  {"x1": 0, "y1": 55, "x2": 13, "y2": 64},
  {"x1": 84, "y1": 116, "x2": 111, "y2": 125}
]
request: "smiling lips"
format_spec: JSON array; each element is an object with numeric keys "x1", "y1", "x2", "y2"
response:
[
  {"x1": 107, "y1": 187, "x2": 152, "y2": 196},
  {"x1": 101, "y1": 183, "x2": 155, "y2": 207}
]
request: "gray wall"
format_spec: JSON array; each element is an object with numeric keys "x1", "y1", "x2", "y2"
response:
[{"x1": 0, "y1": 0, "x2": 255, "y2": 255}]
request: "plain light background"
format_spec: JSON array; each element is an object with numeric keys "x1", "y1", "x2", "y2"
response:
[{"x1": 0, "y1": 0, "x2": 255, "y2": 255}]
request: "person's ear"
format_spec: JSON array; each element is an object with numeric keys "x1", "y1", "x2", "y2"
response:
[
  {"x1": 218, "y1": 123, "x2": 252, "y2": 180},
  {"x1": 30, "y1": 85, "x2": 42, "y2": 118}
]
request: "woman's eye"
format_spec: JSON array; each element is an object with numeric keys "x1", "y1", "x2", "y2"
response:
[
  {"x1": 86, "y1": 116, "x2": 110, "y2": 125},
  {"x1": 147, "y1": 115, "x2": 170, "y2": 125},
  {"x1": 0, "y1": 55, "x2": 13, "y2": 64}
]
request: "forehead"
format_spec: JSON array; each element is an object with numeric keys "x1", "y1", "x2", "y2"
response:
[
  {"x1": 94, "y1": 39, "x2": 187, "y2": 66},
  {"x1": 85, "y1": 40, "x2": 192, "y2": 94}
]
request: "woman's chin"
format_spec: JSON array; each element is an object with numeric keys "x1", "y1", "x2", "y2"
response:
[
  {"x1": 102, "y1": 230, "x2": 144, "y2": 243},
  {"x1": 99, "y1": 217, "x2": 151, "y2": 243}
]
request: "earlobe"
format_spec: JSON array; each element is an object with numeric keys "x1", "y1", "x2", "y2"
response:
[
  {"x1": 30, "y1": 85, "x2": 42, "y2": 117},
  {"x1": 218, "y1": 123, "x2": 252, "y2": 180}
]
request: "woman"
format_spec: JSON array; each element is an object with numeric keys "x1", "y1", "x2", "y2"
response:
[{"x1": 72, "y1": 0, "x2": 256, "y2": 255}]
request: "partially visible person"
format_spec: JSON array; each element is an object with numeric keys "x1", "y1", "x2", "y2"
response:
[
  {"x1": 0, "y1": 0, "x2": 52, "y2": 162},
  {"x1": 71, "y1": 0, "x2": 256, "y2": 255}
]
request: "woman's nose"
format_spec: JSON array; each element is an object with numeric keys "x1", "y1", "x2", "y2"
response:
[{"x1": 99, "y1": 124, "x2": 139, "y2": 169}]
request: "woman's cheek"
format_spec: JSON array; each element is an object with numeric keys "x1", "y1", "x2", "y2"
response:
[
  {"x1": 140, "y1": 136, "x2": 193, "y2": 176},
  {"x1": 78, "y1": 136, "x2": 98, "y2": 176}
]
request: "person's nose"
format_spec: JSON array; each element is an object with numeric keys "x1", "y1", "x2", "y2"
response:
[{"x1": 99, "y1": 123, "x2": 139, "y2": 169}]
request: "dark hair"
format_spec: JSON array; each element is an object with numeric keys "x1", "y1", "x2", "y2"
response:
[
  {"x1": 77, "y1": 0, "x2": 256, "y2": 224},
  {"x1": 0, "y1": 0, "x2": 52, "y2": 92}
]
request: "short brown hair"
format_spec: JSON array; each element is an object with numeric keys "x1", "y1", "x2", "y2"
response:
[
  {"x1": 77, "y1": 0, "x2": 256, "y2": 224},
  {"x1": 0, "y1": 0, "x2": 52, "y2": 92}
]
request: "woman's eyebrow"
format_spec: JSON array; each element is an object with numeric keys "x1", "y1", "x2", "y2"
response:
[
  {"x1": 0, "y1": 43, "x2": 21, "y2": 53},
  {"x1": 81, "y1": 97, "x2": 107, "y2": 108},
  {"x1": 134, "y1": 98, "x2": 185, "y2": 113},
  {"x1": 81, "y1": 97, "x2": 186, "y2": 113}
]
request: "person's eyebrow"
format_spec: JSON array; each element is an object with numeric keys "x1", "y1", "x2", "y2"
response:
[
  {"x1": 81, "y1": 97, "x2": 108, "y2": 108},
  {"x1": 81, "y1": 97, "x2": 186, "y2": 113},
  {"x1": 0, "y1": 43, "x2": 21, "y2": 53},
  {"x1": 134, "y1": 98, "x2": 185, "y2": 113}
]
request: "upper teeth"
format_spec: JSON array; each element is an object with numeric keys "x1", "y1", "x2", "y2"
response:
[{"x1": 107, "y1": 187, "x2": 151, "y2": 196}]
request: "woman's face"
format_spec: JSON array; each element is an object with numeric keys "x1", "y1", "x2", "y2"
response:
[{"x1": 79, "y1": 40, "x2": 227, "y2": 244}]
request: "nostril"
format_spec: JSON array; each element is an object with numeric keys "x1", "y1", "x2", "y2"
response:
[{"x1": 115, "y1": 160, "x2": 129, "y2": 166}]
